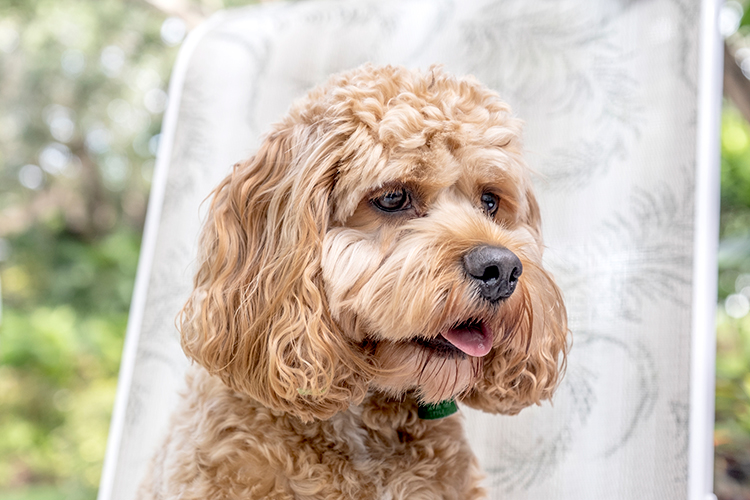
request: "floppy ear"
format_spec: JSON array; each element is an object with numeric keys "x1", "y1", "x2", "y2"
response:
[
  {"x1": 179, "y1": 122, "x2": 370, "y2": 421},
  {"x1": 462, "y1": 188, "x2": 569, "y2": 415}
]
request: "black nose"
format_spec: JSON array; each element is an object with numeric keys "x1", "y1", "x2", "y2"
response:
[{"x1": 462, "y1": 246, "x2": 523, "y2": 302}]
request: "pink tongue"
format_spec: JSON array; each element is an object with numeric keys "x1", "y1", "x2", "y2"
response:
[{"x1": 440, "y1": 324, "x2": 493, "y2": 357}]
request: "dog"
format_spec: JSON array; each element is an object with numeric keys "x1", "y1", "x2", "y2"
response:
[{"x1": 139, "y1": 64, "x2": 568, "y2": 499}]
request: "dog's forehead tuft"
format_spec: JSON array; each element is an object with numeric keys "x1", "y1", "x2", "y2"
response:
[
  {"x1": 287, "y1": 65, "x2": 526, "y2": 224},
  {"x1": 295, "y1": 65, "x2": 517, "y2": 137}
]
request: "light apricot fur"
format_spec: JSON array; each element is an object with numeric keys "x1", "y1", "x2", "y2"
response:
[{"x1": 139, "y1": 64, "x2": 568, "y2": 499}]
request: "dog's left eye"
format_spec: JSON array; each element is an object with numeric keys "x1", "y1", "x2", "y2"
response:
[
  {"x1": 373, "y1": 189, "x2": 412, "y2": 212},
  {"x1": 481, "y1": 192, "x2": 499, "y2": 217}
]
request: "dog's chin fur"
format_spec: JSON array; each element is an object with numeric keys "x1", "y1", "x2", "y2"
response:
[
  {"x1": 140, "y1": 64, "x2": 569, "y2": 499},
  {"x1": 368, "y1": 340, "x2": 483, "y2": 403}
]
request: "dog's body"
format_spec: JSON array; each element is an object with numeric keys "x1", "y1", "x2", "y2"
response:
[
  {"x1": 141, "y1": 368, "x2": 483, "y2": 499},
  {"x1": 140, "y1": 65, "x2": 568, "y2": 499}
]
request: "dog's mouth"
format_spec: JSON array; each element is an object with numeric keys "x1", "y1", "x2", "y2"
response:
[{"x1": 414, "y1": 319, "x2": 493, "y2": 358}]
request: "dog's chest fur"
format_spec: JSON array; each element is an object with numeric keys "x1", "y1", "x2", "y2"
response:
[{"x1": 141, "y1": 367, "x2": 485, "y2": 500}]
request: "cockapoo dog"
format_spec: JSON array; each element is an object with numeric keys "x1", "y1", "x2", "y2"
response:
[{"x1": 140, "y1": 64, "x2": 568, "y2": 499}]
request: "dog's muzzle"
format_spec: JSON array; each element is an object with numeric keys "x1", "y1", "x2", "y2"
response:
[{"x1": 463, "y1": 245, "x2": 522, "y2": 303}]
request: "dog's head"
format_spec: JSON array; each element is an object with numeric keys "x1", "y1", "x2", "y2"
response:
[{"x1": 180, "y1": 65, "x2": 568, "y2": 421}]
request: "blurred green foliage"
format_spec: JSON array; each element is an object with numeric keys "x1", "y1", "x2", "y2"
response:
[
  {"x1": 716, "y1": 5, "x2": 750, "y2": 486},
  {"x1": 719, "y1": 107, "x2": 750, "y2": 295},
  {"x1": 709, "y1": 1, "x2": 750, "y2": 494},
  {"x1": 716, "y1": 101, "x2": 750, "y2": 497},
  {"x1": 0, "y1": 225, "x2": 137, "y2": 498},
  {"x1": 716, "y1": 307, "x2": 750, "y2": 445},
  {"x1": 0, "y1": 0, "x2": 255, "y2": 498}
]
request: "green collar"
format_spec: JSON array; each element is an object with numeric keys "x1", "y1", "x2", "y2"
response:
[{"x1": 417, "y1": 399, "x2": 459, "y2": 420}]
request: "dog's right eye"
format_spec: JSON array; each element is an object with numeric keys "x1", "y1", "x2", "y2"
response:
[
  {"x1": 372, "y1": 189, "x2": 412, "y2": 212},
  {"x1": 481, "y1": 192, "x2": 499, "y2": 217}
]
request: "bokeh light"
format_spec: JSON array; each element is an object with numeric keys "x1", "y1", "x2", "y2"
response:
[
  {"x1": 18, "y1": 164, "x2": 44, "y2": 190},
  {"x1": 160, "y1": 17, "x2": 186, "y2": 46}
]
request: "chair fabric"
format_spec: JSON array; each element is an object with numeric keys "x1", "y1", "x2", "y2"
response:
[{"x1": 98, "y1": 1, "x2": 720, "y2": 499}]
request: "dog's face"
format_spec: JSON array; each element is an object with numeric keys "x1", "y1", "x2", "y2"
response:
[{"x1": 181, "y1": 65, "x2": 568, "y2": 421}]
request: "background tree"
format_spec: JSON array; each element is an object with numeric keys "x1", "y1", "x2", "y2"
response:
[
  {"x1": 715, "y1": 2, "x2": 750, "y2": 499},
  {"x1": 0, "y1": 1, "x2": 256, "y2": 498}
]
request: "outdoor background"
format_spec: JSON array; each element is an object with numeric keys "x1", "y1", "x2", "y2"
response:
[{"x1": 0, "y1": 0, "x2": 749, "y2": 499}]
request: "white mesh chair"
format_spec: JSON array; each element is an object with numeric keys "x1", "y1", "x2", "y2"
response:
[{"x1": 98, "y1": 1, "x2": 722, "y2": 499}]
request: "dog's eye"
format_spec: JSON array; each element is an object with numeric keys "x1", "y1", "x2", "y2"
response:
[
  {"x1": 481, "y1": 192, "x2": 499, "y2": 216},
  {"x1": 373, "y1": 189, "x2": 412, "y2": 212}
]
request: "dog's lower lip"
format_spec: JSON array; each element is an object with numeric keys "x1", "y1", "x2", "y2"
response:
[{"x1": 414, "y1": 335, "x2": 465, "y2": 358}]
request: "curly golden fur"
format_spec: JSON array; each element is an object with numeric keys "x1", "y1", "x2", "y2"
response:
[{"x1": 139, "y1": 64, "x2": 569, "y2": 499}]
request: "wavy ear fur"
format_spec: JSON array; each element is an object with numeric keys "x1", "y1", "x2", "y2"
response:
[{"x1": 179, "y1": 122, "x2": 369, "y2": 422}]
